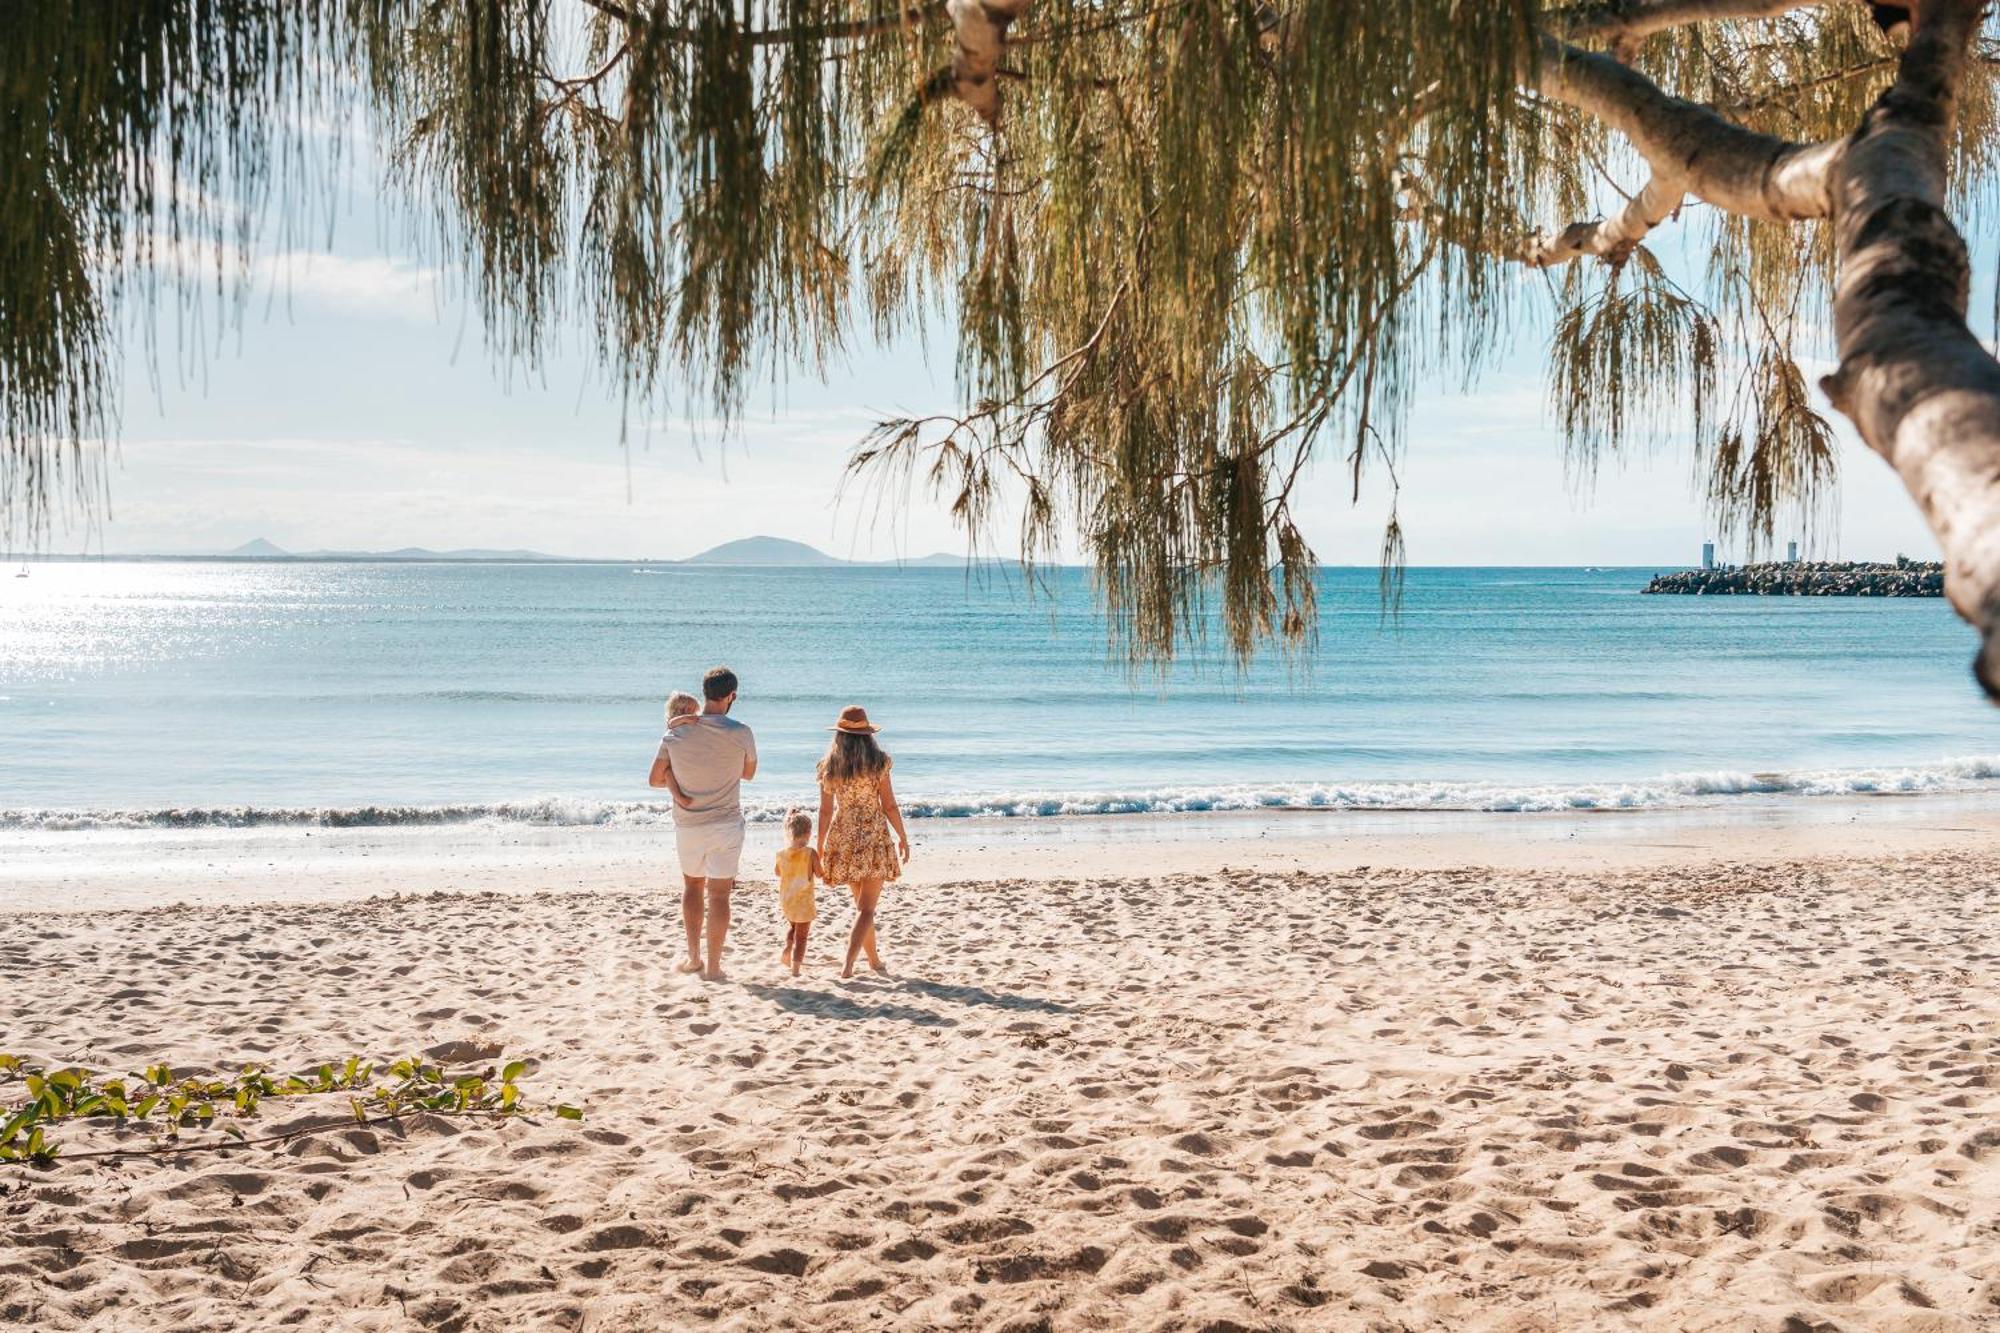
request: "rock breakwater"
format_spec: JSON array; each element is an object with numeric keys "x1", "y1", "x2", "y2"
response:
[{"x1": 1643, "y1": 559, "x2": 1943, "y2": 596}]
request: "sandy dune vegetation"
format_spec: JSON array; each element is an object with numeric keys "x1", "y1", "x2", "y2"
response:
[{"x1": 4, "y1": 850, "x2": 1998, "y2": 1330}]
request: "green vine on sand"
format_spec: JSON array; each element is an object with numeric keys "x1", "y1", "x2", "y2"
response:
[{"x1": 0, "y1": 1052, "x2": 582, "y2": 1166}]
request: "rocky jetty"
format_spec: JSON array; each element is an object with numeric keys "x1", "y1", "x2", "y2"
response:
[{"x1": 1643, "y1": 558, "x2": 1943, "y2": 597}]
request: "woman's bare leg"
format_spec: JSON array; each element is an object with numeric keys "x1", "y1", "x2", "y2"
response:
[{"x1": 843, "y1": 880, "x2": 882, "y2": 978}]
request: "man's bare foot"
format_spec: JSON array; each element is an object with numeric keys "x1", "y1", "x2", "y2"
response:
[{"x1": 675, "y1": 958, "x2": 703, "y2": 975}]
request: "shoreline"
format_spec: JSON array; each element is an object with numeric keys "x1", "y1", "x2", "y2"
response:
[{"x1": 6, "y1": 790, "x2": 1997, "y2": 914}]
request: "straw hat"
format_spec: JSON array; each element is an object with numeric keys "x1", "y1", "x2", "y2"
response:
[{"x1": 828, "y1": 704, "x2": 881, "y2": 734}]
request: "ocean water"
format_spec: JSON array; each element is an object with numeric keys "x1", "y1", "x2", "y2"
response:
[{"x1": 2, "y1": 561, "x2": 1997, "y2": 828}]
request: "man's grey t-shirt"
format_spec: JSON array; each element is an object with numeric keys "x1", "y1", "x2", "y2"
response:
[{"x1": 658, "y1": 715, "x2": 756, "y2": 826}]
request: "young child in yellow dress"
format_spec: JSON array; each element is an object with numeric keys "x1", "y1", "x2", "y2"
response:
[{"x1": 774, "y1": 810, "x2": 821, "y2": 976}]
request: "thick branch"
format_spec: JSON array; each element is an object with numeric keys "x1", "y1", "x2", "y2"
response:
[
  {"x1": 1558, "y1": 0, "x2": 1824, "y2": 42},
  {"x1": 1817, "y1": 0, "x2": 2000, "y2": 696},
  {"x1": 946, "y1": 0, "x2": 1035, "y2": 123},
  {"x1": 580, "y1": 0, "x2": 946, "y2": 47},
  {"x1": 1524, "y1": 173, "x2": 1685, "y2": 266},
  {"x1": 1538, "y1": 38, "x2": 1844, "y2": 221}
]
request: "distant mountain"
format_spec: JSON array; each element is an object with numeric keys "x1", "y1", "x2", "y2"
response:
[
  {"x1": 679, "y1": 536, "x2": 1016, "y2": 567},
  {"x1": 888, "y1": 551, "x2": 1008, "y2": 568},
  {"x1": 298, "y1": 546, "x2": 558, "y2": 562},
  {"x1": 682, "y1": 536, "x2": 844, "y2": 566},
  {"x1": 199, "y1": 533, "x2": 1007, "y2": 565},
  {"x1": 212, "y1": 538, "x2": 560, "y2": 561}
]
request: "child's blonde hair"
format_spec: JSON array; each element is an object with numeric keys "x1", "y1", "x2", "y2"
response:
[
  {"x1": 664, "y1": 690, "x2": 700, "y2": 725},
  {"x1": 784, "y1": 809, "x2": 813, "y2": 839}
]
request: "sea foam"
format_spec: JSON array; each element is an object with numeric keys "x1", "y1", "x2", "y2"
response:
[{"x1": 5, "y1": 756, "x2": 1998, "y2": 831}]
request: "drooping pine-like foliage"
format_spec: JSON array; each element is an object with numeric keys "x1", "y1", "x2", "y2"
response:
[{"x1": 3, "y1": 1, "x2": 1995, "y2": 664}]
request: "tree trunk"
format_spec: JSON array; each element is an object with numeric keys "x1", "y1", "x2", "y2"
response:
[{"x1": 1818, "y1": 0, "x2": 2000, "y2": 697}]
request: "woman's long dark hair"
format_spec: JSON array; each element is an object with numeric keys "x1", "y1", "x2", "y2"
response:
[{"x1": 818, "y1": 729, "x2": 890, "y2": 783}]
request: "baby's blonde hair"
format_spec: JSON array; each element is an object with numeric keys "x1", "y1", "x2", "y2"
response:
[
  {"x1": 664, "y1": 690, "x2": 700, "y2": 724},
  {"x1": 784, "y1": 809, "x2": 812, "y2": 839}
]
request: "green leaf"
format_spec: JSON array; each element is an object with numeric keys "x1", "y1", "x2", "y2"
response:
[
  {"x1": 133, "y1": 1094, "x2": 159, "y2": 1119},
  {"x1": 501, "y1": 1060, "x2": 527, "y2": 1083},
  {"x1": 0, "y1": 1106, "x2": 35, "y2": 1143},
  {"x1": 554, "y1": 1105, "x2": 583, "y2": 1121},
  {"x1": 349, "y1": 1098, "x2": 367, "y2": 1124}
]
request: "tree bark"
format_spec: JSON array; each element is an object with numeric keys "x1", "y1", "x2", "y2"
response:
[
  {"x1": 1524, "y1": 173, "x2": 1685, "y2": 266},
  {"x1": 1538, "y1": 39, "x2": 1845, "y2": 222},
  {"x1": 1559, "y1": 0, "x2": 1824, "y2": 42},
  {"x1": 946, "y1": 0, "x2": 1034, "y2": 124},
  {"x1": 1818, "y1": 0, "x2": 2000, "y2": 697}
]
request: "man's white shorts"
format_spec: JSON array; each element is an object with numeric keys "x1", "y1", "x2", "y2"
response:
[{"x1": 675, "y1": 818, "x2": 745, "y2": 880}]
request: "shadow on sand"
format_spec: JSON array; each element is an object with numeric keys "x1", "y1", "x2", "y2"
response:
[
  {"x1": 742, "y1": 982, "x2": 957, "y2": 1028},
  {"x1": 892, "y1": 977, "x2": 1076, "y2": 1015}
]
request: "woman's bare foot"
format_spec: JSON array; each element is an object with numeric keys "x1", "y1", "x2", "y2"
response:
[
  {"x1": 868, "y1": 961, "x2": 889, "y2": 975},
  {"x1": 701, "y1": 968, "x2": 728, "y2": 982},
  {"x1": 791, "y1": 957, "x2": 803, "y2": 977},
  {"x1": 840, "y1": 964, "x2": 857, "y2": 979},
  {"x1": 675, "y1": 958, "x2": 703, "y2": 975}
]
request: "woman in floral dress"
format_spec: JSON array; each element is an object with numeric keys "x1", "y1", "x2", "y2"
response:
[{"x1": 815, "y1": 705, "x2": 911, "y2": 978}]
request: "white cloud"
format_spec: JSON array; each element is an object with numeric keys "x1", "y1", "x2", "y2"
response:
[{"x1": 250, "y1": 252, "x2": 444, "y2": 323}]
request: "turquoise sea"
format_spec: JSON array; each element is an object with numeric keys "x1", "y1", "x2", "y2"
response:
[{"x1": 2, "y1": 561, "x2": 1997, "y2": 827}]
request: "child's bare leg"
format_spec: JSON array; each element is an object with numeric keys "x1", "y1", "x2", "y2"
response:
[
  {"x1": 792, "y1": 922, "x2": 809, "y2": 976},
  {"x1": 780, "y1": 923, "x2": 796, "y2": 967}
]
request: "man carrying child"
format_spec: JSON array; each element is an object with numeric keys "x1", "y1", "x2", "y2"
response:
[{"x1": 648, "y1": 666, "x2": 758, "y2": 980}]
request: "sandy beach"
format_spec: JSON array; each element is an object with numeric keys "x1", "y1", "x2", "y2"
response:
[{"x1": 5, "y1": 811, "x2": 1999, "y2": 1330}]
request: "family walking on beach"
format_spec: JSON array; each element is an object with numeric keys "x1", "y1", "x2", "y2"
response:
[{"x1": 647, "y1": 666, "x2": 911, "y2": 982}]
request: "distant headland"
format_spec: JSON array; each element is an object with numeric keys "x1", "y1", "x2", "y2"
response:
[
  {"x1": 1644, "y1": 558, "x2": 1944, "y2": 597},
  {"x1": 28, "y1": 535, "x2": 1003, "y2": 567}
]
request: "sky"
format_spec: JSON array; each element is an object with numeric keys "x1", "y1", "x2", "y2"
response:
[{"x1": 63, "y1": 132, "x2": 1950, "y2": 568}]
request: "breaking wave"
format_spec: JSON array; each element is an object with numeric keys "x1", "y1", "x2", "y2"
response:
[{"x1": 6, "y1": 755, "x2": 1999, "y2": 831}]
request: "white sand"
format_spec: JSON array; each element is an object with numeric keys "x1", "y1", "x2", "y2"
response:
[{"x1": 4, "y1": 814, "x2": 2000, "y2": 1330}]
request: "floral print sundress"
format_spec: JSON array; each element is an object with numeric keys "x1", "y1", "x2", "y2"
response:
[{"x1": 819, "y1": 759, "x2": 900, "y2": 887}]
